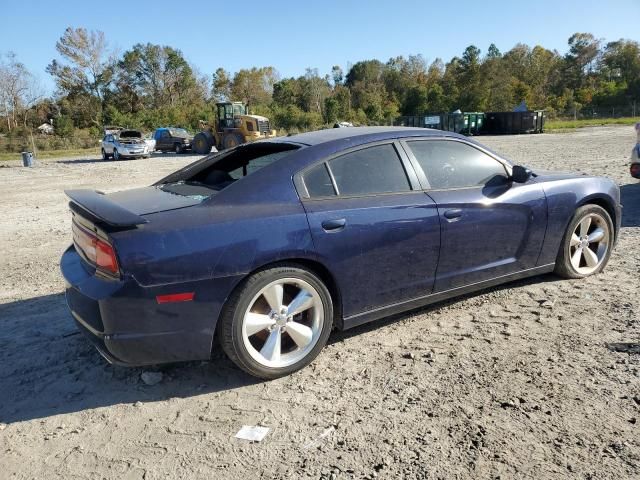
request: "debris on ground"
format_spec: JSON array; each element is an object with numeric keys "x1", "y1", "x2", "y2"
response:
[{"x1": 234, "y1": 425, "x2": 270, "y2": 442}]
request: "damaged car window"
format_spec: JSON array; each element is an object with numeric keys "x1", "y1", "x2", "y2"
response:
[{"x1": 156, "y1": 142, "x2": 300, "y2": 198}]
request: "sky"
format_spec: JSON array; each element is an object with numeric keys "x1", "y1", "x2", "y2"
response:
[{"x1": 1, "y1": 0, "x2": 638, "y2": 95}]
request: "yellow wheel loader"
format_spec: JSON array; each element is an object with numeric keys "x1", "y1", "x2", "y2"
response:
[{"x1": 192, "y1": 101, "x2": 277, "y2": 154}]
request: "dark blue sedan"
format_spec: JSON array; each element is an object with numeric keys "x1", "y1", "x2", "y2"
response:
[{"x1": 61, "y1": 127, "x2": 621, "y2": 379}]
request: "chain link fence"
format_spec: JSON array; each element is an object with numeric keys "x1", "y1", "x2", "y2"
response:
[{"x1": 558, "y1": 103, "x2": 639, "y2": 120}]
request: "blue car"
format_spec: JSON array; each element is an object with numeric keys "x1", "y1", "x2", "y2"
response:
[{"x1": 61, "y1": 127, "x2": 621, "y2": 379}]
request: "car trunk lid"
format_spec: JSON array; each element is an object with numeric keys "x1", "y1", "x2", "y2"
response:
[{"x1": 66, "y1": 186, "x2": 208, "y2": 228}]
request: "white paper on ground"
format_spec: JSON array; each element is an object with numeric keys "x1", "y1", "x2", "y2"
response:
[{"x1": 234, "y1": 425, "x2": 270, "y2": 442}]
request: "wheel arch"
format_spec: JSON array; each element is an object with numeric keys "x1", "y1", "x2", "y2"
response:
[
  {"x1": 576, "y1": 194, "x2": 618, "y2": 240},
  {"x1": 216, "y1": 257, "x2": 344, "y2": 337}
]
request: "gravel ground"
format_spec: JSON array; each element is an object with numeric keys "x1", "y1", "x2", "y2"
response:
[{"x1": 0, "y1": 127, "x2": 639, "y2": 479}]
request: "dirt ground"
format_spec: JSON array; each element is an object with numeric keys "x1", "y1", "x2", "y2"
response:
[{"x1": 0, "y1": 126, "x2": 639, "y2": 480}]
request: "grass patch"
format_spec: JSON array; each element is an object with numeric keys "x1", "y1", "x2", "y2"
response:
[
  {"x1": 0, "y1": 147, "x2": 100, "y2": 162},
  {"x1": 546, "y1": 117, "x2": 640, "y2": 131}
]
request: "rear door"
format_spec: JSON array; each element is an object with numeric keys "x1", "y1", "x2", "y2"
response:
[
  {"x1": 297, "y1": 141, "x2": 441, "y2": 318},
  {"x1": 402, "y1": 138, "x2": 547, "y2": 291}
]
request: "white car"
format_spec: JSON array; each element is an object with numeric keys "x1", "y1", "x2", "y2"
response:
[{"x1": 101, "y1": 129, "x2": 151, "y2": 160}]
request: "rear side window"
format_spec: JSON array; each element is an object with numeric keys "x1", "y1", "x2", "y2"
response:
[
  {"x1": 303, "y1": 163, "x2": 336, "y2": 197},
  {"x1": 327, "y1": 144, "x2": 410, "y2": 196},
  {"x1": 407, "y1": 140, "x2": 507, "y2": 189}
]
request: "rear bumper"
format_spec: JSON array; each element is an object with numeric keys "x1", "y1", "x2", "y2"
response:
[{"x1": 60, "y1": 245, "x2": 241, "y2": 366}]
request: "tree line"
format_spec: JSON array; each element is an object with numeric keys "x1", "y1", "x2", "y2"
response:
[{"x1": 1, "y1": 27, "x2": 639, "y2": 139}]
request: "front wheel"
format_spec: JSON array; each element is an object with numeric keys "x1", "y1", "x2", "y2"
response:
[
  {"x1": 113, "y1": 149, "x2": 120, "y2": 160},
  {"x1": 175, "y1": 143, "x2": 184, "y2": 154},
  {"x1": 554, "y1": 204, "x2": 614, "y2": 279},
  {"x1": 218, "y1": 265, "x2": 333, "y2": 379}
]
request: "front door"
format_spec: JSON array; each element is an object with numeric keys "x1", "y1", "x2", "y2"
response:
[
  {"x1": 403, "y1": 138, "x2": 547, "y2": 291},
  {"x1": 298, "y1": 142, "x2": 441, "y2": 318}
]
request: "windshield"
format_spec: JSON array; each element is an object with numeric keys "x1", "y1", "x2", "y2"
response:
[{"x1": 157, "y1": 143, "x2": 300, "y2": 197}]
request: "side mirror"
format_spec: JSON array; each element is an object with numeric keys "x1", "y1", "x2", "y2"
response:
[{"x1": 511, "y1": 165, "x2": 532, "y2": 183}]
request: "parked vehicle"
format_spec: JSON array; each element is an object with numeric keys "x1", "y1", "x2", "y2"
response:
[
  {"x1": 153, "y1": 127, "x2": 193, "y2": 153},
  {"x1": 101, "y1": 129, "x2": 150, "y2": 160},
  {"x1": 62, "y1": 127, "x2": 621, "y2": 379},
  {"x1": 192, "y1": 101, "x2": 277, "y2": 154}
]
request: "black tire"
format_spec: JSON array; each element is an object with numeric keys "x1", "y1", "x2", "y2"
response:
[
  {"x1": 101, "y1": 148, "x2": 110, "y2": 160},
  {"x1": 192, "y1": 132, "x2": 213, "y2": 155},
  {"x1": 218, "y1": 264, "x2": 334, "y2": 379},
  {"x1": 554, "y1": 204, "x2": 614, "y2": 279},
  {"x1": 174, "y1": 143, "x2": 184, "y2": 154},
  {"x1": 222, "y1": 133, "x2": 243, "y2": 150},
  {"x1": 113, "y1": 148, "x2": 120, "y2": 160}
]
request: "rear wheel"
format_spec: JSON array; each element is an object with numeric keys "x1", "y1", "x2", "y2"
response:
[
  {"x1": 101, "y1": 148, "x2": 110, "y2": 160},
  {"x1": 554, "y1": 204, "x2": 613, "y2": 279},
  {"x1": 218, "y1": 265, "x2": 333, "y2": 379}
]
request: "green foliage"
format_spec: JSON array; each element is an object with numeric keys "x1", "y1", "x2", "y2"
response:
[
  {"x1": 3, "y1": 28, "x2": 640, "y2": 149},
  {"x1": 54, "y1": 114, "x2": 74, "y2": 137}
]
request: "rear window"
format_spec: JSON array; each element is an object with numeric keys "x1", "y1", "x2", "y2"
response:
[
  {"x1": 169, "y1": 128, "x2": 189, "y2": 137},
  {"x1": 157, "y1": 143, "x2": 300, "y2": 197}
]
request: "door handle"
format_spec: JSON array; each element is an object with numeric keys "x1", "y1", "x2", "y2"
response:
[
  {"x1": 321, "y1": 218, "x2": 347, "y2": 231},
  {"x1": 443, "y1": 208, "x2": 463, "y2": 220}
]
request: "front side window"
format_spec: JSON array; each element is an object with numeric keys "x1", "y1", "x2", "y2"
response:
[
  {"x1": 407, "y1": 140, "x2": 507, "y2": 189},
  {"x1": 246, "y1": 121, "x2": 254, "y2": 132},
  {"x1": 327, "y1": 144, "x2": 411, "y2": 196}
]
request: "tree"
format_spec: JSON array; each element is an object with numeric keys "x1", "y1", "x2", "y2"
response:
[
  {"x1": 116, "y1": 43, "x2": 202, "y2": 110},
  {"x1": 231, "y1": 67, "x2": 278, "y2": 108},
  {"x1": 0, "y1": 52, "x2": 42, "y2": 131},
  {"x1": 331, "y1": 65, "x2": 343, "y2": 86},
  {"x1": 0, "y1": 52, "x2": 29, "y2": 131},
  {"x1": 301, "y1": 68, "x2": 330, "y2": 114},
  {"x1": 601, "y1": 40, "x2": 640, "y2": 85},
  {"x1": 564, "y1": 33, "x2": 601, "y2": 90},
  {"x1": 47, "y1": 27, "x2": 113, "y2": 127},
  {"x1": 212, "y1": 67, "x2": 231, "y2": 101},
  {"x1": 486, "y1": 43, "x2": 502, "y2": 59}
]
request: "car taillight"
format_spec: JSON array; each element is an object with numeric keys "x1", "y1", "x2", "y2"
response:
[
  {"x1": 95, "y1": 239, "x2": 119, "y2": 274},
  {"x1": 72, "y1": 221, "x2": 120, "y2": 275}
]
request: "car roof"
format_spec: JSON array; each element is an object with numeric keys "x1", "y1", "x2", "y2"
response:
[{"x1": 274, "y1": 126, "x2": 458, "y2": 146}]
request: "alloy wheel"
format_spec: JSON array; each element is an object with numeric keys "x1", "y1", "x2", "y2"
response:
[
  {"x1": 241, "y1": 278, "x2": 324, "y2": 368},
  {"x1": 569, "y1": 212, "x2": 610, "y2": 275}
]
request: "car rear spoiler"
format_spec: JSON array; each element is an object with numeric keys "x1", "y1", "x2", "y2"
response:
[{"x1": 65, "y1": 189, "x2": 148, "y2": 227}]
